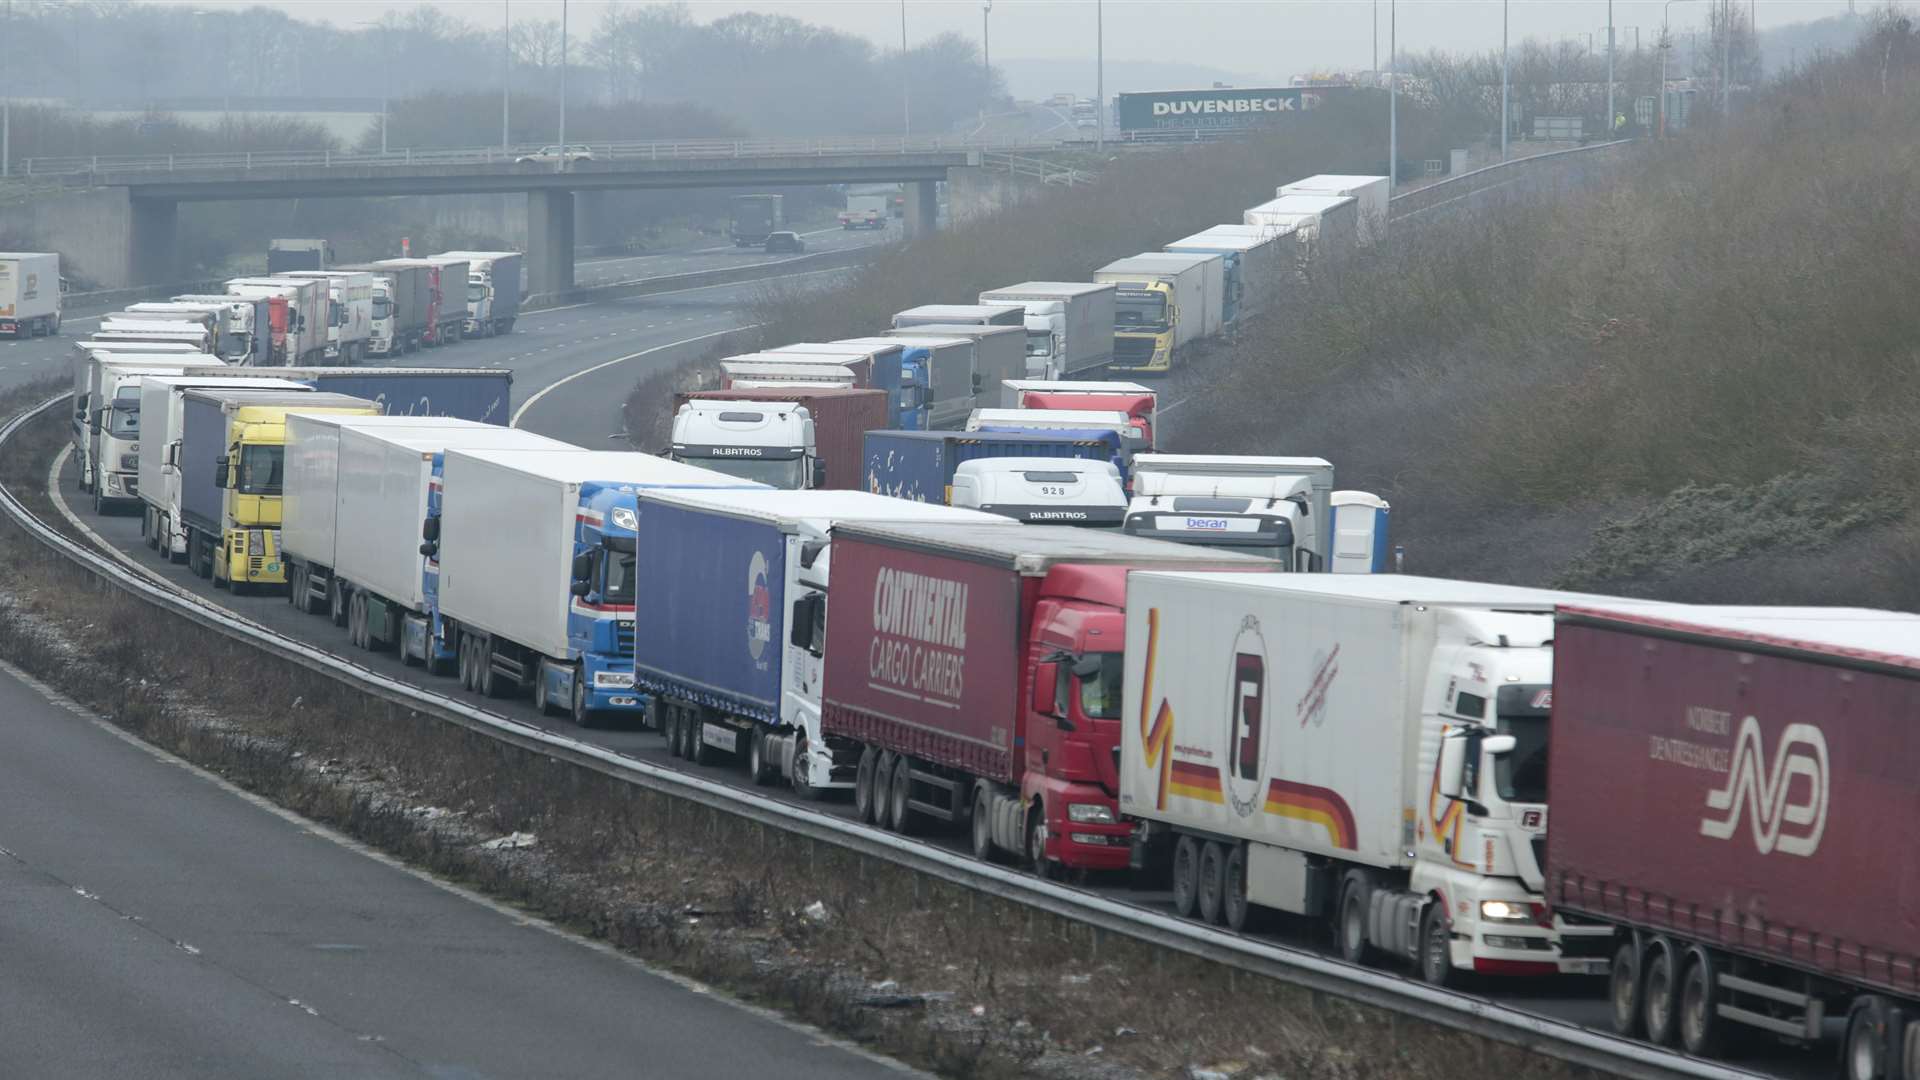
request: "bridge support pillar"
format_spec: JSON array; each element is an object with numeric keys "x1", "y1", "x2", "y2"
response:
[
  {"x1": 904, "y1": 180, "x2": 939, "y2": 240},
  {"x1": 127, "y1": 195, "x2": 180, "y2": 286},
  {"x1": 527, "y1": 188, "x2": 576, "y2": 298}
]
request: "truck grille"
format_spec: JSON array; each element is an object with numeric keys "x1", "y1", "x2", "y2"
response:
[{"x1": 1114, "y1": 337, "x2": 1155, "y2": 364}]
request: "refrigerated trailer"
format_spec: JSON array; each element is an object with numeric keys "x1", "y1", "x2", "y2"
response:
[
  {"x1": 1547, "y1": 603, "x2": 1920, "y2": 1075},
  {"x1": 1121, "y1": 573, "x2": 1628, "y2": 982},
  {"x1": 0, "y1": 252, "x2": 62, "y2": 338}
]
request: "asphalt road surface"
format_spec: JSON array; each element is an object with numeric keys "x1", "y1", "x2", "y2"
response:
[{"x1": 0, "y1": 666, "x2": 918, "y2": 1080}]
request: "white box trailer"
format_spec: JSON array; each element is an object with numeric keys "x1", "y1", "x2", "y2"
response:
[
  {"x1": 1245, "y1": 194, "x2": 1359, "y2": 262},
  {"x1": 1163, "y1": 227, "x2": 1290, "y2": 322},
  {"x1": 280, "y1": 271, "x2": 376, "y2": 363},
  {"x1": 228, "y1": 277, "x2": 328, "y2": 364},
  {"x1": 976, "y1": 282, "x2": 1117, "y2": 380},
  {"x1": 136, "y1": 375, "x2": 311, "y2": 560},
  {"x1": 74, "y1": 353, "x2": 229, "y2": 505},
  {"x1": 0, "y1": 252, "x2": 63, "y2": 338},
  {"x1": 1118, "y1": 572, "x2": 1627, "y2": 980},
  {"x1": 883, "y1": 323, "x2": 1024, "y2": 415},
  {"x1": 1280, "y1": 174, "x2": 1390, "y2": 247}
]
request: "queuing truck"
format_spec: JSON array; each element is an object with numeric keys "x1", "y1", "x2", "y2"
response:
[
  {"x1": 177, "y1": 389, "x2": 379, "y2": 590},
  {"x1": 418, "y1": 258, "x2": 472, "y2": 344},
  {"x1": 137, "y1": 299, "x2": 262, "y2": 364},
  {"x1": 137, "y1": 375, "x2": 308, "y2": 561},
  {"x1": 1547, "y1": 604, "x2": 1920, "y2": 1073},
  {"x1": 884, "y1": 324, "x2": 1025, "y2": 415},
  {"x1": 633, "y1": 490, "x2": 1005, "y2": 794},
  {"x1": 839, "y1": 194, "x2": 890, "y2": 229},
  {"x1": 266, "y1": 238, "x2": 330, "y2": 274},
  {"x1": 181, "y1": 292, "x2": 282, "y2": 365},
  {"x1": 1124, "y1": 454, "x2": 1341, "y2": 570},
  {"x1": 670, "y1": 388, "x2": 889, "y2": 490},
  {"x1": 281, "y1": 416, "x2": 541, "y2": 655},
  {"x1": 1164, "y1": 226, "x2": 1289, "y2": 325},
  {"x1": 758, "y1": 343, "x2": 908, "y2": 429},
  {"x1": 429, "y1": 450, "x2": 765, "y2": 726},
  {"x1": 1094, "y1": 253, "x2": 1224, "y2": 374},
  {"x1": 820, "y1": 523, "x2": 1273, "y2": 872},
  {"x1": 336, "y1": 263, "x2": 429, "y2": 357},
  {"x1": 835, "y1": 335, "x2": 973, "y2": 432},
  {"x1": 0, "y1": 252, "x2": 63, "y2": 338},
  {"x1": 890, "y1": 304, "x2": 1024, "y2": 330},
  {"x1": 950, "y1": 457, "x2": 1129, "y2": 527},
  {"x1": 976, "y1": 283, "x2": 1117, "y2": 380},
  {"x1": 730, "y1": 194, "x2": 785, "y2": 247},
  {"x1": 1119, "y1": 573, "x2": 1618, "y2": 983},
  {"x1": 1000, "y1": 380, "x2": 1156, "y2": 449},
  {"x1": 228, "y1": 277, "x2": 327, "y2": 364},
  {"x1": 95, "y1": 318, "x2": 215, "y2": 353},
  {"x1": 1280, "y1": 175, "x2": 1390, "y2": 247},
  {"x1": 281, "y1": 271, "x2": 375, "y2": 364},
  {"x1": 77, "y1": 354, "x2": 227, "y2": 512},
  {"x1": 435, "y1": 250, "x2": 523, "y2": 336},
  {"x1": 722, "y1": 360, "x2": 856, "y2": 390},
  {"x1": 864, "y1": 428, "x2": 1128, "y2": 504},
  {"x1": 368, "y1": 259, "x2": 456, "y2": 348},
  {"x1": 967, "y1": 408, "x2": 1146, "y2": 466},
  {"x1": 1244, "y1": 194, "x2": 1358, "y2": 264}
]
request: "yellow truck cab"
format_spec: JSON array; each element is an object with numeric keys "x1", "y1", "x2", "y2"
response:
[{"x1": 178, "y1": 389, "x2": 379, "y2": 592}]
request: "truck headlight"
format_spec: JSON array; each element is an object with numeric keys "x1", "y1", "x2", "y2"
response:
[
  {"x1": 120, "y1": 453, "x2": 138, "y2": 469},
  {"x1": 1067, "y1": 803, "x2": 1116, "y2": 824},
  {"x1": 247, "y1": 531, "x2": 265, "y2": 556},
  {"x1": 1480, "y1": 900, "x2": 1531, "y2": 922}
]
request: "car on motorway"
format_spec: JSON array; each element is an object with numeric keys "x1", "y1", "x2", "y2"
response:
[
  {"x1": 764, "y1": 231, "x2": 806, "y2": 254},
  {"x1": 515, "y1": 144, "x2": 595, "y2": 165}
]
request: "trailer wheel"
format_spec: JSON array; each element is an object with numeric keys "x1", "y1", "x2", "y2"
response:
[
  {"x1": 346, "y1": 593, "x2": 362, "y2": 647},
  {"x1": 1679, "y1": 949, "x2": 1726, "y2": 1059},
  {"x1": 1900, "y1": 1009, "x2": 1920, "y2": 1080},
  {"x1": 1196, "y1": 842, "x2": 1227, "y2": 925},
  {"x1": 888, "y1": 755, "x2": 916, "y2": 836},
  {"x1": 1418, "y1": 903, "x2": 1455, "y2": 988},
  {"x1": 854, "y1": 748, "x2": 879, "y2": 823},
  {"x1": 1223, "y1": 844, "x2": 1252, "y2": 932},
  {"x1": 871, "y1": 753, "x2": 897, "y2": 829},
  {"x1": 688, "y1": 712, "x2": 714, "y2": 766},
  {"x1": 459, "y1": 634, "x2": 477, "y2": 692},
  {"x1": 1171, "y1": 835, "x2": 1201, "y2": 918},
  {"x1": 1849, "y1": 998, "x2": 1894, "y2": 1080},
  {"x1": 969, "y1": 786, "x2": 997, "y2": 861},
  {"x1": 1337, "y1": 871, "x2": 1375, "y2": 965},
  {"x1": 1609, "y1": 938, "x2": 1646, "y2": 1037},
  {"x1": 330, "y1": 579, "x2": 349, "y2": 627},
  {"x1": 1643, "y1": 938, "x2": 1681, "y2": 1047}
]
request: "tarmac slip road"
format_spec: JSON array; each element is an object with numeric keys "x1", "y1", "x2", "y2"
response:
[{"x1": 0, "y1": 664, "x2": 921, "y2": 1080}]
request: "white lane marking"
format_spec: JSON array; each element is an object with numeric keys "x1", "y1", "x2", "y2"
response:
[
  {"x1": 0, "y1": 659, "x2": 929, "y2": 1078},
  {"x1": 510, "y1": 326, "x2": 752, "y2": 429}
]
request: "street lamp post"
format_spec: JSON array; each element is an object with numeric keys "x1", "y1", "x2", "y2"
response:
[
  {"x1": 982, "y1": 1, "x2": 992, "y2": 93},
  {"x1": 558, "y1": 0, "x2": 568, "y2": 164},
  {"x1": 502, "y1": 0, "x2": 510, "y2": 153},
  {"x1": 1501, "y1": 0, "x2": 1509, "y2": 160},
  {"x1": 900, "y1": 0, "x2": 910, "y2": 140},
  {"x1": 1095, "y1": 0, "x2": 1105, "y2": 152},
  {"x1": 1388, "y1": 0, "x2": 1397, "y2": 190},
  {"x1": 2, "y1": 0, "x2": 12, "y2": 180},
  {"x1": 1607, "y1": 0, "x2": 1616, "y2": 138}
]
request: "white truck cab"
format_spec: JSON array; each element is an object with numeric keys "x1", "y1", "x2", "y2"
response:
[
  {"x1": 950, "y1": 457, "x2": 1127, "y2": 527},
  {"x1": 1123, "y1": 454, "x2": 1337, "y2": 571},
  {"x1": 668, "y1": 399, "x2": 821, "y2": 490}
]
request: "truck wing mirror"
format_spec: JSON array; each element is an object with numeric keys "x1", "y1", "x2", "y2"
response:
[
  {"x1": 812, "y1": 461, "x2": 828, "y2": 488},
  {"x1": 1031, "y1": 662, "x2": 1060, "y2": 717},
  {"x1": 570, "y1": 579, "x2": 592, "y2": 597},
  {"x1": 1436, "y1": 733, "x2": 1469, "y2": 801},
  {"x1": 789, "y1": 594, "x2": 818, "y2": 648},
  {"x1": 419, "y1": 541, "x2": 437, "y2": 557},
  {"x1": 421, "y1": 517, "x2": 440, "y2": 542},
  {"x1": 212, "y1": 457, "x2": 229, "y2": 488},
  {"x1": 1482, "y1": 734, "x2": 1518, "y2": 756},
  {"x1": 571, "y1": 552, "x2": 593, "y2": 581}
]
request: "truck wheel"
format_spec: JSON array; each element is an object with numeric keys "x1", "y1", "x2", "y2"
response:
[
  {"x1": 854, "y1": 748, "x2": 878, "y2": 823},
  {"x1": 1337, "y1": 872, "x2": 1375, "y2": 965},
  {"x1": 1223, "y1": 844, "x2": 1252, "y2": 932},
  {"x1": 1418, "y1": 903, "x2": 1455, "y2": 987},
  {"x1": 350, "y1": 594, "x2": 368, "y2": 648},
  {"x1": 747, "y1": 726, "x2": 772, "y2": 785},
  {"x1": 1196, "y1": 842, "x2": 1226, "y2": 925},
  {"x1": 871, "y1": 752, "x2": 896, "y2": 829},
  {"x1": 970, "y1": 787, "x2": 996, "y2": 862},
  {"x1": 1609, "y1": 939, "x2": 1646, "y2": 1037},
  {"x1": 1849, "y1": 998, "x2": 1893, "y2": 1080},
  {"x1": 1642, "y1": 938, "x2": 1681, "y2": 1047},
  {"x1": 790, "y1": 737, "x2": 823, "y2": 801},
  {"x1": 1679, "y1": 949, "x2": 1726, "y2": 1059},
  {"x1": 688, "y1": 713, "x2": 714, "y2": 766},
  {"x1": 458, "y1": 634, "x2": 476, "y2": 691},
  {"x1": 569, "y1": 668, "x2": 596, "y2": 729},
  {"x1": 330, "y1": 580, "x2": 349, "y2": 627},
  {"x1": 888, "y1": 756, "x2": 916, "y2": 835},
  {"x1": 476, "y1": 642, "x2": 504, "y2": 698},
  {"x1": 1171, "y1": 835, "x2": 1201, "y2": 918},
  {"x1": 1902, "y1": 1010, "x2": 1920, "y2": 1080}
]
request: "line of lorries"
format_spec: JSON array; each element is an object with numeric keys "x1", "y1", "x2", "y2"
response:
[{"x1": 52, "y1": 180, "x2": 1920, "y2": 1079}]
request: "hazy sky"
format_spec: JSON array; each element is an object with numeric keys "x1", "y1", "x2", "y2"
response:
[{"x1": 170, "y1": 1, "x2": 1857, "y2": 84}]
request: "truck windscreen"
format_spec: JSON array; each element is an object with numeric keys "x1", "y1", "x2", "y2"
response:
[
  {"x1": 603, "y1": 552, "x2": 636, "y2": 604},
  {"x1": 1076, "y1": 653, "x2": 1124, "y2": 719},
  {"x1": 1025, "y1": 332, "x2": 1052, "y2": 357},
  {"x1": 467, "y1": 282, "x2": 486, "y2": 304},
  {"x1": 1114, "y1": 293, "x2": 1167, "y2": 331},
  {"x1": 372, "y1": 296, "x2": 392, "y2": 319},
  {"x1": 108, "y1": 396, "x2": 141, "y2": 436},
  {"x1": 1494, "y1": 684, "x2": 1551, "y2": 804},
  {"x1": 238, "y1": 445, "x2": 284, "y2": 495},
  {"x1": 693, "y1": 455, "x2": 806, "y2": 489}
]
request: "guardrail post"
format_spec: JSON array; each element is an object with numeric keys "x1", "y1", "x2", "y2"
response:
[
  {"x1": 325, "y1": 149, "x2": 331, "y2": 167},
  {"x1": 246, "y1": 152, "x2": 252, "y2": 170},
  {"x1": 406, "y1": 148, "x2": 412, "y2": 164},
  {"x1": 167, "y1": 154, "x2": 173, "y2": 171}
]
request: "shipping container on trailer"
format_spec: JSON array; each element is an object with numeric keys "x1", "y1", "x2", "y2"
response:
[
  {"x1": 820, "y1": 523, "x2": 1273, "y2": 871},
  {"x1": 1548, "y1": 603, "x2": 1920, "y2": 1070},
  {"x1": 757, "y1": 343, "x2": 909, "y2": 430}
]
